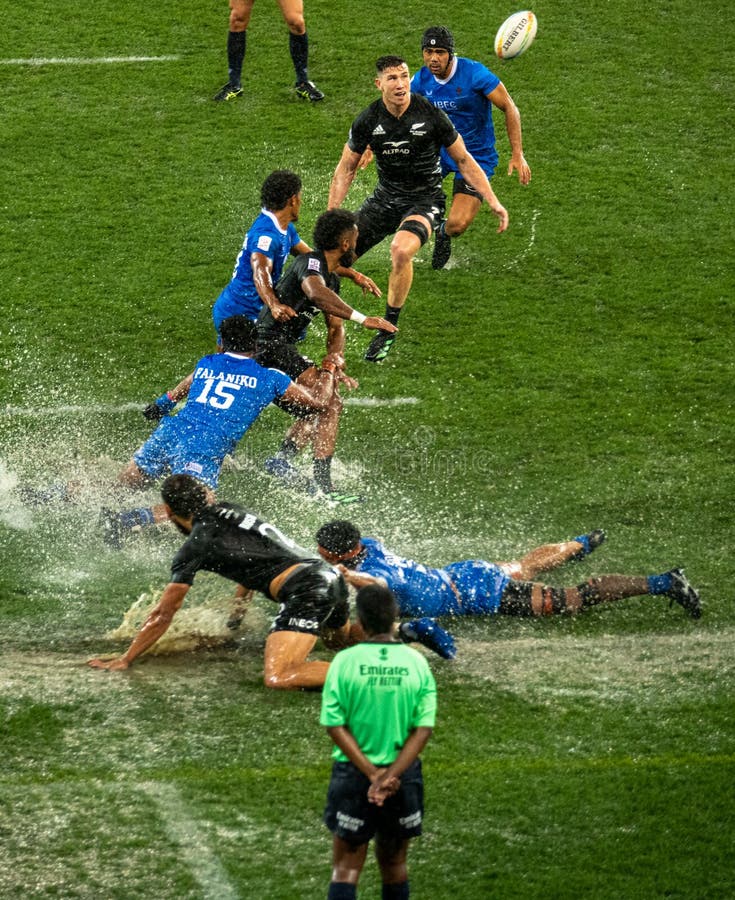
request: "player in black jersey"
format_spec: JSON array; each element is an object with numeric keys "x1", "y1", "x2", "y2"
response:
[
  {"x1": 254, "y1": 209, "x2": 396, "y2": 501},
  {"x1": 328, "y1": 55, "x2": 509, "y2": 362},
  {"x1": 88, "y1": 475, "x2": 457, "y2": 687}
]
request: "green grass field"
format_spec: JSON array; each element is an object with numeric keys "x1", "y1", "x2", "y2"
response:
[{"x1": 1, "y1": 1, "x2": 734, "y2": 897}]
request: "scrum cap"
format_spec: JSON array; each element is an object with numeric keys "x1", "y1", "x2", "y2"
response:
[{"x1": 421, "y1": 26, "x2": 455, "y2": 55}]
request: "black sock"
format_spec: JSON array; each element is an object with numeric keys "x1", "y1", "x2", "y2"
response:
[
  {"x1": 382, "y1": 882, "x2": 409, "y2": 899},
  {"x1": 289, "y1": 32, "x2": 309, "y2": 83},
  {"x1": 328, "y1": 882, "x2": 356, "y2": 899},
  {"x1": 313, "y1": 456, "x2": 333, "y2": 493},
  {"x1": 278, "y1": 438, "x2": 299, "y2": 460},
  {"x1": 227, "y1": 31, "x2": 246, "y2": 86},
  {"x1": 385, "y1": 305, "x2": 401, "y2": 326}
]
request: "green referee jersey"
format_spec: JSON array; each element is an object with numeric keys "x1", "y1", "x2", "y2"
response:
[{"x1": 320, "y1": 641, "x2": 437, "y2": 766}]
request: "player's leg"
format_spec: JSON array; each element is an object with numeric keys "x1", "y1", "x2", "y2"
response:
[
  {"x1": 444, "y1": 192, "x2": 482, "y2": 238},
  {"x1": 265, "y1": 566, "x2": 353, "y2": 688},
  {"x1": 278, "y1": 0, "x2": 324, "y2": 100},
  {"x1": 263, "y1": 630, "x2": 329, "y2": 689},
  {"x1": 213, "y1": 0, "x2": 253, "y2": 101},
  {"x1": 277, "y1": 364, "x2": 360, "y2": 501},
  {"x1": 364, "y1": 215, "x2": 430, "y2": 363},
  {"x1": 329, "y1": 837, "x2": 369, "y2": 897},
  {"x1": 375, "y1": 835, "x2": 411, "y2": 898},
  {"x1": 432, "y1": 177, "x2": 482, "y2": 270},
  {"x1": 500, "y1": 573, "x2": 701, "y2": 618},
  {"x1": 501, "y1": 530, "x2": 606, "y2": 580}
]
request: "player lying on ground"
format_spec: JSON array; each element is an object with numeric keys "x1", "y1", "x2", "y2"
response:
[
  {"x1": 88, "y1": 475, "x2": 455, "y2": 687},
  {"x1": 315, "y1": 522, "x2": 702, "y2": 619}
]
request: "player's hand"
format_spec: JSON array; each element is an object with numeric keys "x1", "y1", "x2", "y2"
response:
[
  {"x1": 357, "y1": 147, "x2": 374, "y2": 170},
  {"x1": 353, "y1": 273, "x2": 382, "y2": 297},
  {"x1": 337, "y1": 372, "x2": 359, "y2": 390},
  {"x1": 491, "y1": 202, "x2": 509, "y2": 234},
  {"x1": 269, "y1": 301, "x2": 298, "y2": 322},
  {"x1": 143, "y1": 403, "x2": 166, "y2": 422},
  {"x1": 88, "y1": 656, "x2": 130, "y2": 671},
  {"x1": 322, "y1": 352, "x2": 346, "y2": 371},
  {"x1": 368, "y1": 773, "x2": 401, "y2": 806},
  {"x1": 364, "y1": 317, "x2": 397, "y2": 332},
  {"x1": 508, "y1": 154, "x2": 531, "y2": 185}
]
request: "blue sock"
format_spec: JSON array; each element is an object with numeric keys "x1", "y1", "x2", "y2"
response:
[
  {"x1": 328, "y1": 883, "x2": 356, "y2": 900},
  {"x1": 119, "y1": 507, "x2": 155, "y2": 531},
  {"x1": 382, "y1": 882, "x2": 409, "y2": 899},
  {"x1": 573, "y1": 534, "x2": 591, "y2": 555},
  {"x1": 647, "y1": 572, "x2": 673, "y2": 595}
]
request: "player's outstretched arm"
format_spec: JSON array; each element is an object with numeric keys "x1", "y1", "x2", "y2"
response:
[
  {"x1": 334, "y1": 266, "x2": 382, "y2": 298},
  {"x1": 143, "y1": 373, "x2": 194, "y2": 421},
  {"x1": 88, "y1": 582, "x2": 190, "y2": 671}
]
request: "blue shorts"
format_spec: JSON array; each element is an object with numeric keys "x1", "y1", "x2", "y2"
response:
[
  {"x1": 133, "y1": 417, "x2": 225, "y2": 489},
  {"x1": 212, "y1": 286, "x2": 261, "y2": 339},
  {"x1": 443, "y1": 560, "x2": 510, "y2": 615}
]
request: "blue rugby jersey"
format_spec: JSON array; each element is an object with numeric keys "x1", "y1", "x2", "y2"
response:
[{"x1": 412, "y1": 57, "x2": 500, "y2": 175}]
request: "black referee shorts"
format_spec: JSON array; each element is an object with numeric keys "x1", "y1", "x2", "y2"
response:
[{"x1": 324, "y1": 758, "x2": 424, "y2": 844}]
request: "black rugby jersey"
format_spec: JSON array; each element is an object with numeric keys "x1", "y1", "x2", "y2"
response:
[
  {"x1": 256, "y1": 251, "x2": 341, "y2": 345},
  {"x1": 170, "y1": 502, "x2": 321, "y2": 597},
  {"x1": 348, "y1": 94, "x2": 458, "y2": 199}
]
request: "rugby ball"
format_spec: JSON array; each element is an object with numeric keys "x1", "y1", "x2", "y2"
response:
[{"x1": 494, "y1": 11, "x2": 538, "y2": 59}]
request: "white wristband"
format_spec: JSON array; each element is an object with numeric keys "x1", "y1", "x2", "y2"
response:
[{"x1": 349, "y1": 309, "x2": 367, "y2": 325}]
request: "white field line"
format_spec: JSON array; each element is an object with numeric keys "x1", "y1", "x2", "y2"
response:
[
  {"x1": 503, "y1": 208, "x2": 540, "y2": 270},
  {"x1": 1, "y1": 397, "x2": 419, "y2": 417},
  {"x1": 139, "y1": 781, "x2": 240, "y2": 900},
  {"x1": 0, "y1": 55, "x2": 180, "y2": 66}
]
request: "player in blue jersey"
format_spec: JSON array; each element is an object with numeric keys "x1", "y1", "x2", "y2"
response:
[
  {"x1": 328, "y1": 54, "x2": 508, "y2": 362},
  {"x1": 99, "y1": 316, "x2": 337, "y2": 547},
  {"x1": 412, "y1": 26, "x2": 531, "y2": 269},
  {"x1": 212, "y1": 170, "x2": 308, "y2": 334},
  {"x1": 211, "y1": 170, "x2": 380, "y2": 340},
  {"x1": 213, "y1": 0, "x2": 325, "y2": 102},
  {"x1": 315, "y1": 522, "x2": 702, "y2": 620}
]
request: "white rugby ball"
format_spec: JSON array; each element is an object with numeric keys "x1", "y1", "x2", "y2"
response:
[{"x1": 495, "y1": 10, "x2": 538, "y2": 59}]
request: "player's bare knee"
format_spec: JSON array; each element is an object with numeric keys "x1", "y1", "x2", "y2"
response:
[
  {"x1": 283, "y1": 16, "x2": 305, "y2": 34},
  {"x1": 446, "y1": 218, "x2": 471, "y2": 237},
  {"x1": 263, "y1": 670, "x2": 293, "y2": 690}
]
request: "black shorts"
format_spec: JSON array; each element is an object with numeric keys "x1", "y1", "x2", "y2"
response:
[
  {"x1": 254, "y1": 340, "x2": 317, "y2": 418},
  {"x1": 324, "y1": 759, "x2": 424, "y2": 844},
  {"x1": 450, "y1": 175, "x2": 485, "y2": 200},
  {"x1": 356, "y1": 190, "x2": 445, "y2": 257},
  {"x1": 271, "y1": 562, "x2": 349, "y2": 635},
  {"x1": 254, "y1": 339, "x2": 314, "y2": 381}
]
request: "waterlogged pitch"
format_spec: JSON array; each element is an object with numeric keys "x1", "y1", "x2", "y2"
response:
[{"x1": 2, "y1": 0, "x2": 734, "y2": 896}]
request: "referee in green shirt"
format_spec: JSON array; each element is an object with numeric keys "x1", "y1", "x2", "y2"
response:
[{"x1": 320, "y1": 584, "x2": 437, "y2": 900}]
